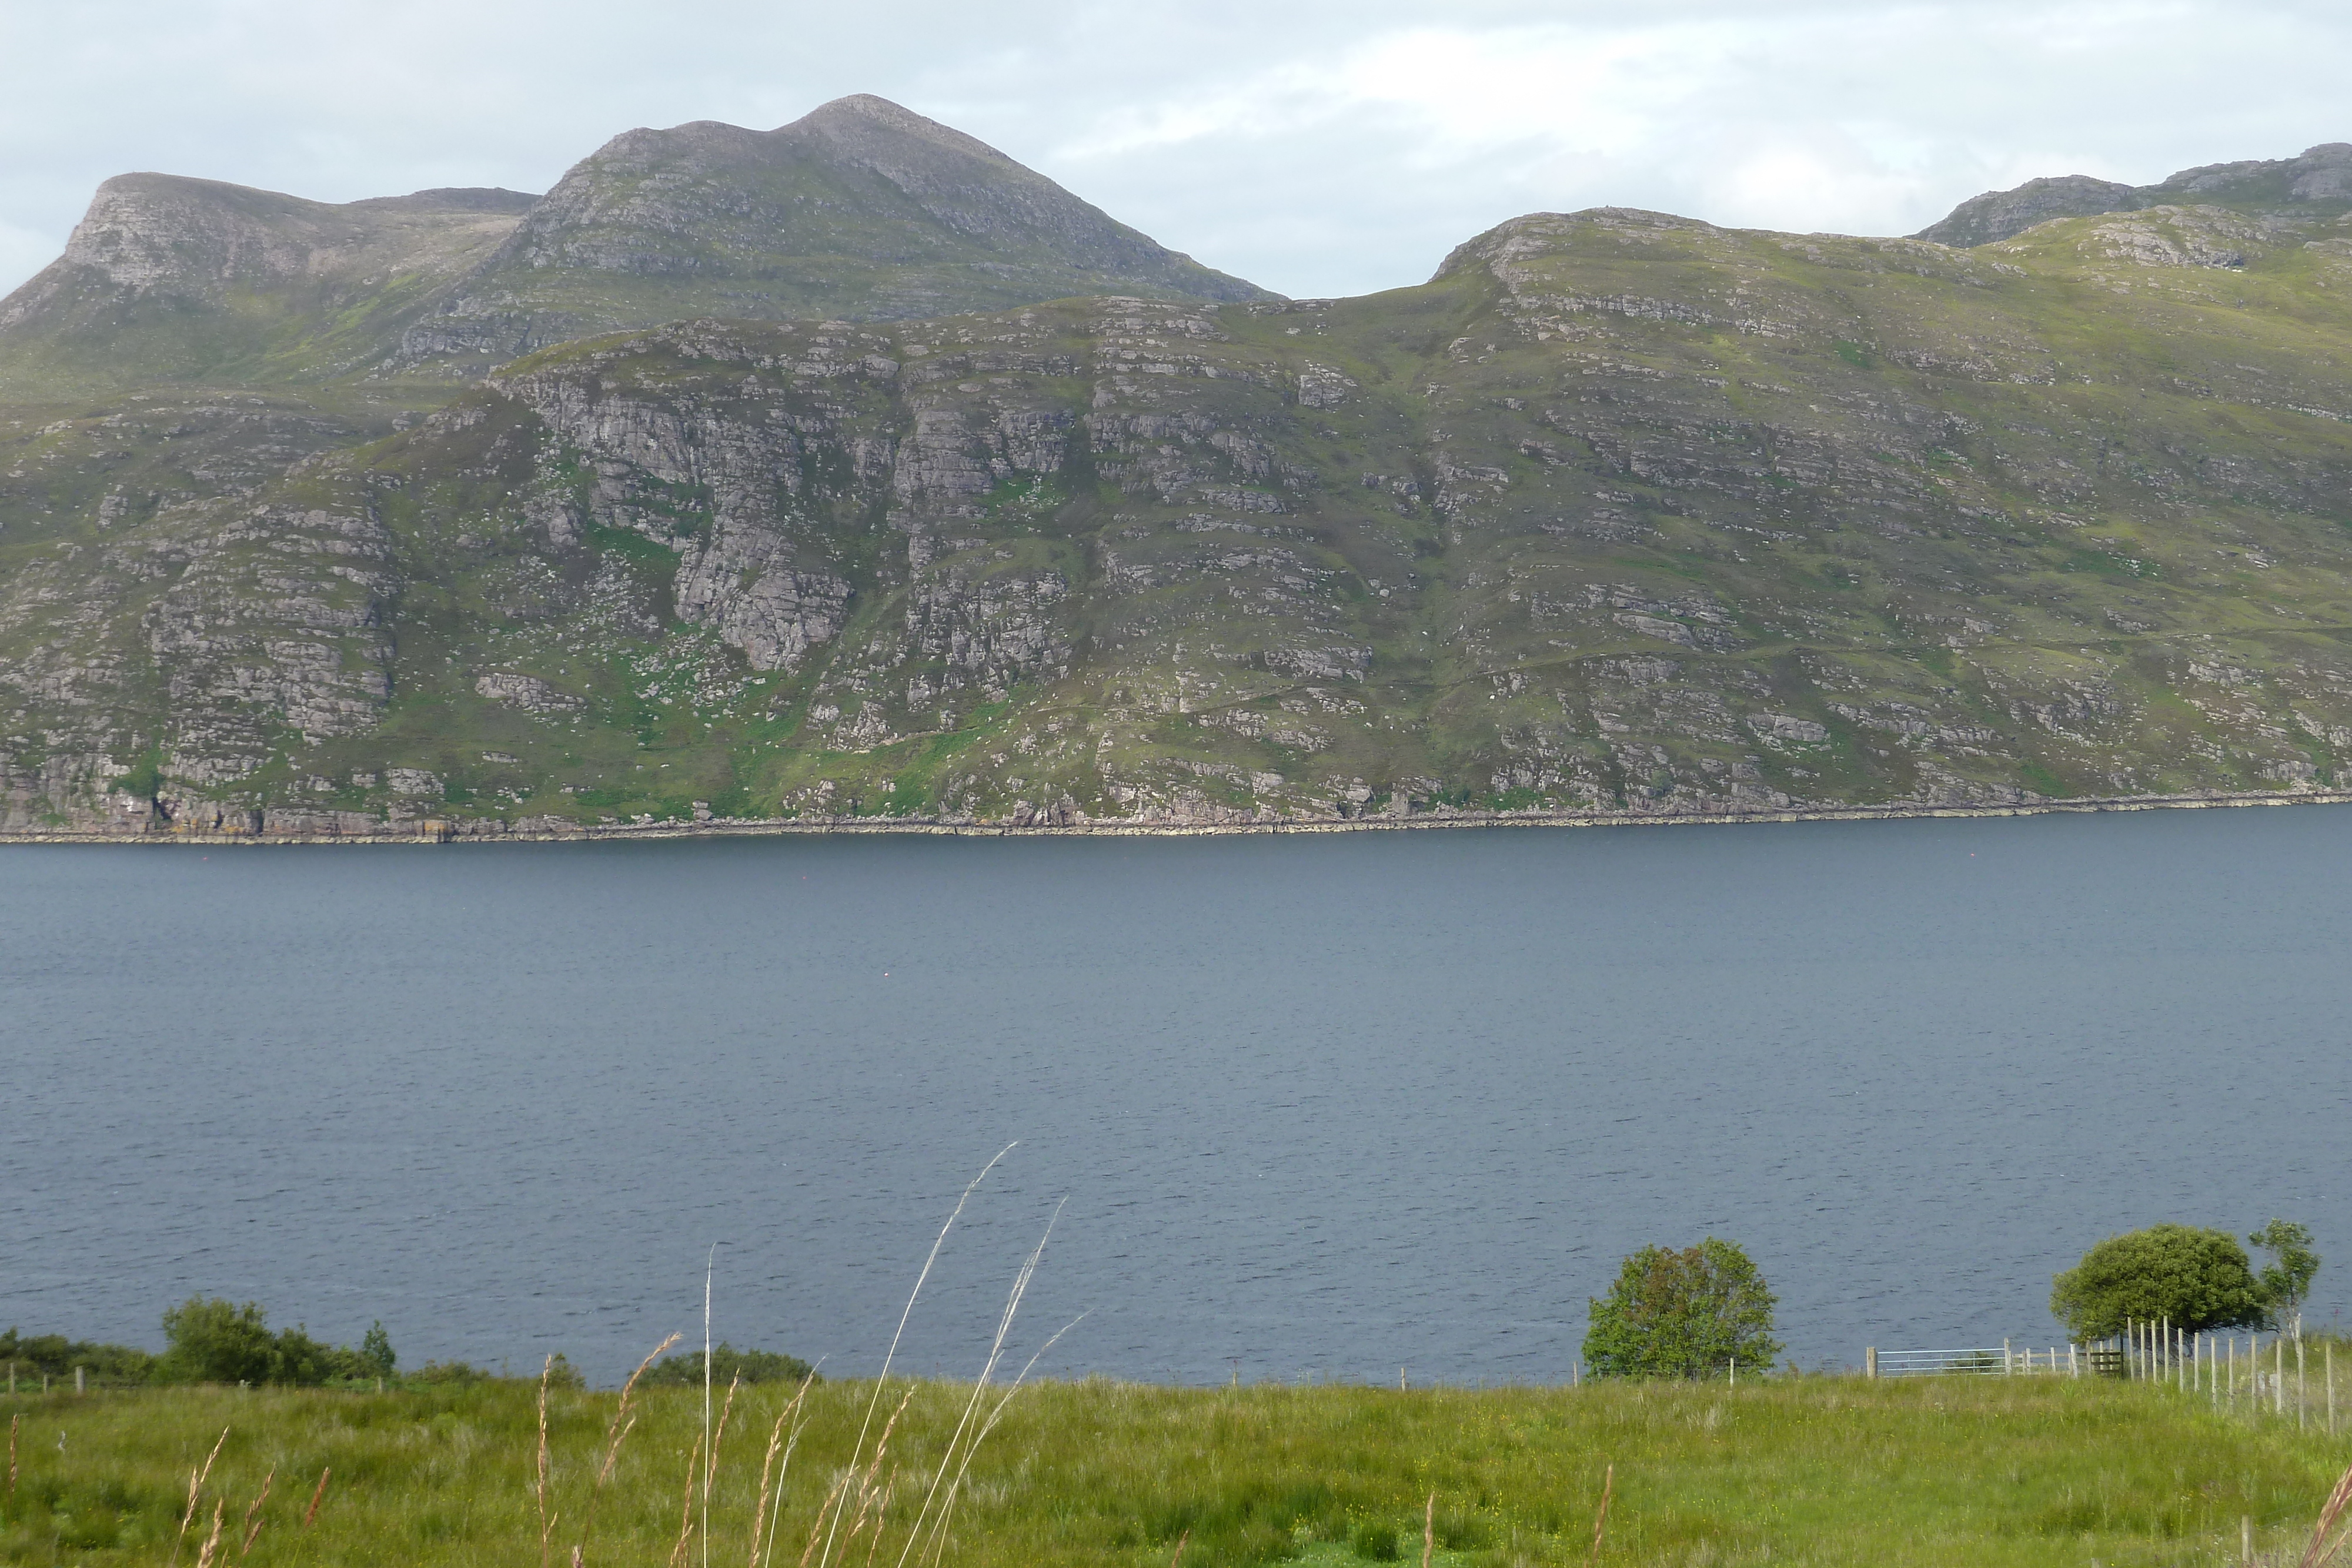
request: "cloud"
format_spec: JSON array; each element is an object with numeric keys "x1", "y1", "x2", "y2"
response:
[{"x1": 2, "y1": 0, "x2": 2348, "y2": 300}]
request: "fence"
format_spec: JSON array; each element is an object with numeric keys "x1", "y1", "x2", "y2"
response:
[
  {"x1": 1866, "y1": 1319, "x2": 2343, "y2": 1434},
  {"x1": 1866, "y1": 1342, "x2": 2083, "y2": 1378},
  {"x1": 2109, "y1": 1318, "x2": 2341, "y2": 1433}
]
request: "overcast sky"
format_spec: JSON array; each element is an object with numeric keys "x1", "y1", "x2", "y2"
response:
[{"x1": 3, "y1": 0, "x2": 2349, "y2": 300}]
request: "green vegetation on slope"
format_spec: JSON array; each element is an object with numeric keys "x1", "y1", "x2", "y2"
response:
[
  {"x1": 19, "y1": 135, "x2": 2352, "y2": 832},
  {"x1": 2, "y1": 1375, "x2": 2348, "y2": 1566}
]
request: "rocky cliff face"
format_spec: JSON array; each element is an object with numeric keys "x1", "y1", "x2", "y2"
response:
[
  {"x1": 1917, "y1": 143, "x2": 2352, "y2": 246},
  {"x1": 12, "y1": 129, "x2": 2352, "y2": 836}
]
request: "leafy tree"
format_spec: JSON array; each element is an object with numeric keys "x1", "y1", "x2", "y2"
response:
[
  {"x1": 1583, "y1": 1238, "x2": 1782, "y2": 1378},
  {"x1": 156, "y1": 1297, "x2": 389, "y2": 1386},
  {"x1": 2049, "y1": 1225, "x2": 2268, "y2": 1339},
  {"x1": 158, "y1": 1298, "x2": 280, "y2": 1385},
  {"x1": 642, "y1": 1343, "x2": 816, "y2": 1387},
  {"x1": 2249, "y1": 1219, "x2": 2320, "y2": 1331},
  {"x1": 360, "y1": 1320, "x2": 396, "y2": 1377}
]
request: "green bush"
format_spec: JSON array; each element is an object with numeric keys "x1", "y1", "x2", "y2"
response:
[
  {"x1": 2250, "y1": 1219, "x2": 2320, "y2": 1330},
  {"x1": 154, "y1": 1297, "x2": 396, "y2": 1386},
  {"x1": 0, "y1": 1329, "x2": 156, "y2": 1385},
  {"x1": 640, "y1": 1343, "x2": 814, "y2": 1387},
  {"x1": 1351, "y1": 1520, "x2": 1401, "y2": 1561},
  {"x1": 1583, "y1": 1238, "x2": 1783, "y2": 1379},
  {"x1": 2050, "y1": 1225, "x2": 2270, "y2": 1339},
  {"x1": 361, "y1": 1320, "x2": 397, "y2": 1377},
  {"x1": 157, "y1": 1298, "x2": 279, "y2": 1385}
]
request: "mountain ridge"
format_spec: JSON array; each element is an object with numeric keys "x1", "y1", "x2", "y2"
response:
[
  {"x1": 0, "y1": 95, "x2": 1268, "y2": 394},
  {"x1": 1915, "y1": 141, "x2": 2352, "y2": 247},
  {"x1": 9, "y1": 122, "x2": 2352, "y2": 837}
]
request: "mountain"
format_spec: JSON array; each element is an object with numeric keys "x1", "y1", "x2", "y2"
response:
[
  {"x1": 0, "y1": 95, "x2": 1267, "y2": 396},
  {"x1": 1916, "y1": 142, "x2": 2352, "y2": 246},
  {"x1": 392, "y1": 95, "x2": 1267, "y2": 376},
  {"x1": 0, "y1": 178, "x2": 536, "y2": 394},
  {"x1": 10, "y1": 131, "x2": 2352, "y2": 837}
]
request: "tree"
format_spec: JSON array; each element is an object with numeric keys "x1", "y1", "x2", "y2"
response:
[
  {"x1": 158, "y1": 1298, "x2": 279, "y2": 1385},
  {"x1": 156, "y1": 1298, "x2": 388, "y2": 1386},
  {"x1": 1583, "y1": 1238, "x2": 1782, "y2": 1378},
  {"x1": 2249, "y1": 1219, "x2": 2320, "y2": 1332},
  {"x1": 2049, "y1": 1224, "x2": 2268, "y2": 1339},
  {"x1": 359, "y1": 1321, "x2": 396, "y2": 1378}
]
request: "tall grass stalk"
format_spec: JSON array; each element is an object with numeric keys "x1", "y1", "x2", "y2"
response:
[
  {"x1": 298, "y1": 1466, "x2": 328, "y2": 1532},
  {"x1": 669, "y1": 1436, "x2": 703, "y2": 1568},
  {"x1": 580, "y1": 1330, "x2": 682, "y2": 1562},
  {"x1": 762, "y1": 1373, "x2": 828, "y2": 1568},
  {"x1": 236, "y1": 1465, "x2": 272, "y2": 1559},
  {"x1": 2301, "y1": 1460, "x2": 2352, "y2": 1567},
  {"x1": 704, "y1": 1245, "x2": 717, "y2": 1568},
  {"x1": 170, "y1": 1425, "x2": 229, "y2": 1568},
  {"x1": 748, "y1": 1375, "x2": 817, "y2": 1568},
  {"x1": 707, "y1": 1374, "x2": 741, "y2": 1567},
  {"x1": 819, "y1": 1145, "x2": 1013, "y2": 1568},
  {"x1": 891, "y1": 1199, "x2": 1064, "y2": 1568},
  {"x1": 191, "y1": 1497, "x2": 225, "y2": 1568}
]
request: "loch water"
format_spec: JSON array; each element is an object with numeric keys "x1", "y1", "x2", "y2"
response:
[{"x1": 4, "y1": 807, "x2": 2348, "y2": 1385}]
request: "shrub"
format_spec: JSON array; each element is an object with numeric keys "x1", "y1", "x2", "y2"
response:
[
  {"x1": 1351, "y1": 1520, "x2": 1401, "y2": 1561},
  {"x1": 157, "y1": 1298, "x2": 279, "y2": 1385},
  {"x1": 2250, "y1": 1219, "x2": 2320, "y2": 1330},
  {"x1": 155, "y1": 1297, "x2": 395, "y2": 1386},
  {"x1": 360, "y1": 1320, "x2": 397, "y2": 1377},
  {"x1": 641, "y1": 1343, "x2": 814, "y2": 1387},
  {"x1": 0, "y1": 1329, "x2": 156, "y2": 1385},
  {"x1": 2049, "y1": 1224, "x2": 2269, "y2": 1339},
  {"x1": 1584, "y1": 1238, "x2": 1783, "y2": 1379}
]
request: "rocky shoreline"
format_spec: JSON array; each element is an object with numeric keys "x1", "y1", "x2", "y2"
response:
[{"x1": 4, "y1": 787, "x2": 2349, "y2": 847}]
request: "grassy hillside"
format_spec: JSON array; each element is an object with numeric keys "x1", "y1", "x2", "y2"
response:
[
  {"x1": 1, "y1": 1374, "x2": 2345, "y2": 1566},
  {"x1": 17, "y1": 160, "x2": 2352, "y2": 831}
]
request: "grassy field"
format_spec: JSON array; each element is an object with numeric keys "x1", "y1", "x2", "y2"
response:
[{"x1": 1, "y1": 1372, "x2": 2346, "y2": 1567}]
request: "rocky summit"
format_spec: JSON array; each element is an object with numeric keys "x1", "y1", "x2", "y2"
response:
[{"x1": 9, "y1": 110, "x2": 2352, "y2": 839}]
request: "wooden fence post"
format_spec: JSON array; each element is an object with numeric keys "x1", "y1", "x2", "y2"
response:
[
  {"x1": 1866, "y1": 1347, "x2": 1877, "y2": 1380},
  {"x1": 2298, "y1": 1338, "x2": 2307, "y2": 1431},
  {"x1": 2276, "y1": 1338, "x2": 2287, "y2": 1418},
  {"x1": 73, "y1": 1367, "x2": 83, "y2": 1395}
]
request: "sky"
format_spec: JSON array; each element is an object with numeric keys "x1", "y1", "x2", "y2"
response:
[{"x1": 2, "y1": 0, "x2": 2350, "y2": 301}]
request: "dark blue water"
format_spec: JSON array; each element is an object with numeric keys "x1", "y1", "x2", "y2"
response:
[{"x1": 4, "y1": 808, "x2": 2347, "y2": 1385}]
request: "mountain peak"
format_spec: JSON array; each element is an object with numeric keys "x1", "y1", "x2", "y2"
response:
[
  {"x1": 387, "y1": 96, "x2": 1267, "y2": 373},
  {"x1": 1917, "y1": 141, "x2": 2352, "y2": 247}
]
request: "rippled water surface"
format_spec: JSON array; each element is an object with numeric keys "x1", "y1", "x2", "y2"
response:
[{"x1": 6, "y1": 808, "x2": 2349, "y2": 1383}]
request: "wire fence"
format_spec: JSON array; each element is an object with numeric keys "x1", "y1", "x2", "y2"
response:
[
  {"x1": 1867, "y1": 1320, "x2": 2344, "y2": 1433},
  {"x1": 1868, "y1": 1344, "x2": 2085, "y2": 1378}
]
